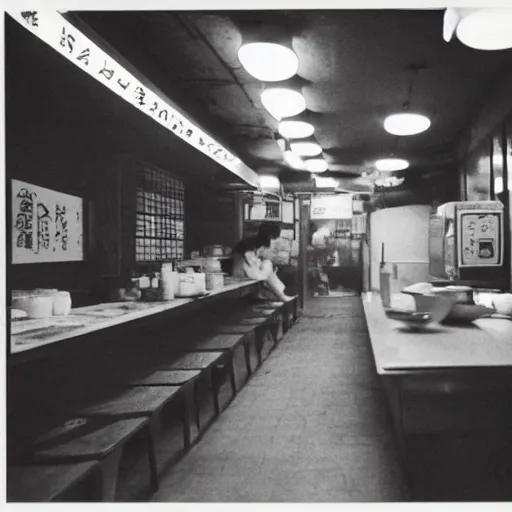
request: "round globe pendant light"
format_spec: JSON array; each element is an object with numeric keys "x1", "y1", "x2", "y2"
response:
[
  {"x1": 305, "y1": 158, "x2": 328, "y2": 173},
  {"x1": 238, "y1": 42, "x2": 299, "y2": 82},
  {"x1": 284, "y1": 150, "x2": 307, "y2": 170},
  {"x1": 456, "y1": 9, "x2": 512, "y2": 50},
  {"x1": 278, "y1": 120, "x2": 315, "y2": 139},
  {"x1": 375, "y1": 158, "x2": 410, "y2": 171},
  {"x1": 261, "y1": 88, "x2": 306, "y2": 120},
  {"x1": 384, "y1": 113, "x2": 431, "y2": 136},
  {"x1": 290, "y1": 141, "x2": 323, "y2": 157}
]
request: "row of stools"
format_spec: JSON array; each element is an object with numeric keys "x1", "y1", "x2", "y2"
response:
[{"x1": 7, "y1": 297, "x2": 298, "y2": 502}]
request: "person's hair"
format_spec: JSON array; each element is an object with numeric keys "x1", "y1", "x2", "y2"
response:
[
  {"x1": 231, "y1": 222, "x2": 281, "y2": 255},
  {"x1": 256, "y1": 222, "x2": 281, "y2": 246}
]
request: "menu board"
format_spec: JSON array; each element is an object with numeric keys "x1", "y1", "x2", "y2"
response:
[
  {"x1": 311, "y1": 195, "x2": 353, "y2": 220},
  {"x1": 457, "y1": 210, "x2": 503, "y2": 268},
  {"x1": 12, "y1": 180, "x2": 84, "y2": 264}
]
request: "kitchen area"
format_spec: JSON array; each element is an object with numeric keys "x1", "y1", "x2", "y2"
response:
[{"x1": 4, "y1": 6, "x2": 512, "y2": 504}]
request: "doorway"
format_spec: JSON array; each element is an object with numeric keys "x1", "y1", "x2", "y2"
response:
[{"x1": 306, "y1": 217, "x2": 364, "y2": 298}]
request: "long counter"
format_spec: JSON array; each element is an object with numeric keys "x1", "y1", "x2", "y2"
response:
[
  {"x1": 362, "y1": 292, "x2": 512, "y2": 374},
  {"x1": 9, "y1": 279, "x2": 261, "y2": 362},
  {"x1": 362, "y1": 292, "x2": 512, "y2": 437}
]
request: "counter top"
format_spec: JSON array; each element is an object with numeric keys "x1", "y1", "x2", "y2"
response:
[
  {"x1": 362, "y1": 292, "x2": 512, "y2": 374},
  {"x1": 10, "y1": 279, "x2": 260, "y2": 356}
]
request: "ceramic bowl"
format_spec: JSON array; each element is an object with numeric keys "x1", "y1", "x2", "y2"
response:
[
  {"x1": 444, "y1": 303, "x2": 495, "y2": 323},
  {"x1": 411, "y1": 294, "x2": 455, "y2": 324},
  {"x1": 384, "y1": 309, "x2": 433, "y2": 329}
]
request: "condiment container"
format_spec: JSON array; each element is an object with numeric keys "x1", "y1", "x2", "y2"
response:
[
  {"x1": 12, "y1": 294, "x2": 54, "y2": 319},
  {"x1": 160, "y1": 263, "x2": 177, "y2": 300},
  {"x1": 160, "y1": 271, "x2": 177, "y2": 300},
  {"x1": 53, "y1": 291, "x2": 72, "y2": 316},
  {"x1": 138, "y1": 275, "x2": 151, "y2": 289},
  {"x1": 379, "y1": 263, "x2": 397, "y2": 308},
  {"x1": 204, "y1": 245, "x2": 224, "y2": 257},
  {"x1": 204, "y1": 257, "x2": 222, "y2": 273},
  {"x1": 205, "y1": 272, "x2": 224, "y2": 291}
]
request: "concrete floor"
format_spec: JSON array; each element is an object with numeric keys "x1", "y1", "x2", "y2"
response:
[{"x1": 151, "y1": 296, "x2": 410, "y2": 502}]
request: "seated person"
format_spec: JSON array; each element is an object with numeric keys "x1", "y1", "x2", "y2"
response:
[{"x1": 231, "y1": 223, "x2": 294, "y2": 302}]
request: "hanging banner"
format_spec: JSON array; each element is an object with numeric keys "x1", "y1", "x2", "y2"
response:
[
  {"x1": 311, "y1": 195, "x2": 353, "y2": 220},
  {"x1": 8, "y1": 10, "x2": 259, "y2": 187},
  {"x1": 12, "y1": 180, "x2": 84, "y2": 264}
]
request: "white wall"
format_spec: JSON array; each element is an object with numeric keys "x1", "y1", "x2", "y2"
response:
[{"x1": 369, "y1": 205, "x2": 432, "y2": 291}]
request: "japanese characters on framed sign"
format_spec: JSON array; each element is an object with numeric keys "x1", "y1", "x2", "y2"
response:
[
  {"x1": 456, "y1": 209, "x2": 503, "y2": 268},
  {"x1": 8, "y1": 10, "x2": 258, "y2": 188},
  {"x1": 12, "y1": 180, "x2": 84, "y2": 264}
]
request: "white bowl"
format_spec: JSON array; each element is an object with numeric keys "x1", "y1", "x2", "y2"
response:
[{"x1": 411, "y1": 294, "x2": 455, "y2": 324}]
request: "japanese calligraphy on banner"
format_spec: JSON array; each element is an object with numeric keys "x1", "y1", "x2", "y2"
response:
[
  {"x1": 12, "y1": 179, "x2": 84, "y2": 264},
  {"x1": 9, "y1": 11, "x2": 259, "y2": 187},
  {"x1": 311, "y1": 195, "x2": 353, "y2": 220}
]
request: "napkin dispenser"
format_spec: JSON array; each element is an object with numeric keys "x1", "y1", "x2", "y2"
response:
[{"x1": 429, "y1": 201, "x2": 507, "y2": 289}]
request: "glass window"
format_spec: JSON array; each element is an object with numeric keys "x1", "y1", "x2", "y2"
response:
[{"x1": 135, "y1": 166, "x2": 185, "y2": 262}]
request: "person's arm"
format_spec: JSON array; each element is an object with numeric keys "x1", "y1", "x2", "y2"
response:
[{"x1": 242, "y1": 250, "x2": 265, "y2": 280}]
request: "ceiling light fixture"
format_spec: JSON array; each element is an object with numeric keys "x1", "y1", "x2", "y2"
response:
[
  {"x1": 238, "y1": 42, "x2": 299, "y2": 82},
  {"x1": 384, "y1": 113, "x2": 431, "y2": 136},
  {"x1": 444, "y1": 8, "x2": 512, "y2": 50},
  {"x1": 375, "y1": 158, "x2": 410, "y2": 172},
  {"x1": 261, "y1": 87, "x2": 306, "y2": 120},
  {"x1": 278, "y1": 119, "x2": 315, "y2": 139},
  {"x1": 305, "y1": 158, "x2": 328, "y2": 173},
  {"x1": 284, "y1": 151, "x2": 307, "y2": 170},
  {"x1": 290, "y1": 141, "x2": 323, "y2": 157},
  {"x1": 259, "y1": 175, "x2": 281, "y2": 189}
]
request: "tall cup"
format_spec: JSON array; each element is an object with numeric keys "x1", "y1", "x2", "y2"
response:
[
  {"x1": 160, "y1": 263, "x2": 176, "y2": 300},
  {"x1": 379, "y1": 262, "x2": 397, "y2": 308}
]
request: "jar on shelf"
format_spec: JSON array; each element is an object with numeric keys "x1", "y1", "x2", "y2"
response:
[{"x1": 53, "y1": 291, "x2": 72, "y2": 316}]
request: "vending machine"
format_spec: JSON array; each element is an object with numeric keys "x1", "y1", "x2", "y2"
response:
[{"x1": 429, "y1": 201, "x2": 507, "y2": 289}]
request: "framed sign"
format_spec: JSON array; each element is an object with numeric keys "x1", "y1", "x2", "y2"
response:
[
  {"x1": 12, "y1": 179, "x2": 84, "y2": 264},
  {"x1": 311, "y1": 195, "x2": 353, "y2": 220},
  {"x1": 456, "y1": 209, "x2": 503, "y2": 268}
]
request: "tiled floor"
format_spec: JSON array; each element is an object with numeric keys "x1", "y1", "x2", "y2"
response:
[{"x1": 152, "y1": 296, "x2": 410, "y2": 502}]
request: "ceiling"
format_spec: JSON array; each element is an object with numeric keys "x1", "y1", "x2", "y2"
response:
[{"x1": 70, "y1": 9, "x2": 512, "y2": 191}]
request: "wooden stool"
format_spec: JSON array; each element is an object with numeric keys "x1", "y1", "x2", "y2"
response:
[
  {"x1": 253, "y1": 300, "x2": 295, "y2": 331},
  {"x1": 220, "y1": 318, "x2": 274, "y2": 366},
  {"x1": 76, "y1": 386, "x2": 183, "y2": 490},
  {"x1": 14, "y1": 417, "x2": 151, "y2": 501},
  {"x1": 129, "y1": 369, "x2": 201, "y2": 448},
  {"x1": 245, "y1": 309, "x2": 285, "y2": 342},
  {"x1": 8, "y1": 461, "x2": 98, "y2": 502},
  {"x1": 191, "y1": 333, "x2": 250, "y2": 390},
  {"x1": 161, "y1": 351, "x2": 232, "y2": 417},
  {"x1": 234, "y1": 316, "x2": 279, "y2": 353}
]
